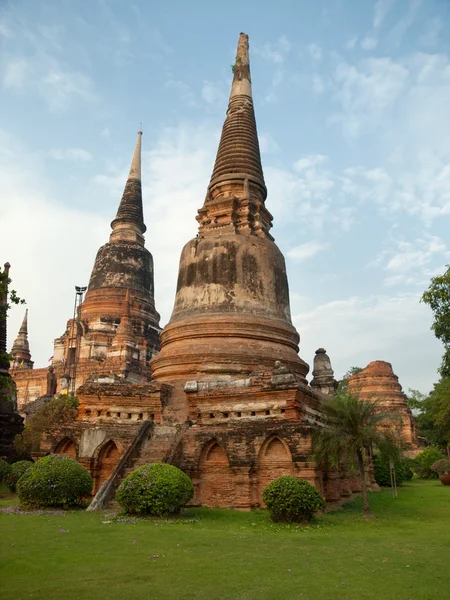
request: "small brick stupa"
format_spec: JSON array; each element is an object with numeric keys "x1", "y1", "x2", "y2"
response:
[
  {"x1": 10, "y1": 310, "x2": 33, "y2": 370},
  {"x1": 348, "y1": 361, "x2": 418, "y2": 453}
]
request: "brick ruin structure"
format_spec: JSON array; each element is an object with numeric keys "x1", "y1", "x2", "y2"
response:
[
  {"x1": 11, "y1": 131, "x2": 161, "y2": 410},
  {"x1": 10, "y1": 33, "x2": 390, "y2": 507},
  {"x1": 348, "y1": 361, "x2": 419, "y2": 456}
]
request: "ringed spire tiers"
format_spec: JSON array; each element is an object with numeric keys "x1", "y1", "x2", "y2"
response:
[
  {"x1": 197, "y1": 33, "x2": 273, "y2": 240},
  {"x1": 110, "y1": 130, "x2": 146, "y2": 244}
]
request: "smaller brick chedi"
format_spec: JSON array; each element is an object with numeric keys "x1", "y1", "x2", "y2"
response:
[
  {"x1": 10, "y1": 309, "x2": 33, "y2": 370},
  {"x1": 11, "y1": 131, "x2": 161, "y2": 408},
  {"x1": 348, "y1": 361, "x2": 418, "y2": 452}
]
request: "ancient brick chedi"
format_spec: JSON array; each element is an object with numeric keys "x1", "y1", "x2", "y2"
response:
[
  {"x1": 12, "y1": 132, "x2": 161, "y2": 408},
  {"x1": 348, "y1": 361, "x2": 418, "y2": 453}
]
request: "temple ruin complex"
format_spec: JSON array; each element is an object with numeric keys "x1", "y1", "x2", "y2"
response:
[{"x1": 9, "y1": 34, "x2": 417, "y2": 506}]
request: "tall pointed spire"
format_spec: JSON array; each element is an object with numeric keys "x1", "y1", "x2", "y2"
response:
[
  {"x1": 110, "y1": 131, "x2": 146, "y2": 244},
  {"x1": 197, "y1": 33, "x2": 272, "y2": 239},
  {"x1": 10, "y1": 309, "x2": 33, "y2": 370}
]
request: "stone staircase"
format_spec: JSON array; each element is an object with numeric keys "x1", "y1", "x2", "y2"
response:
[
  {"x1": 87, "y1": 419, "x2": 191, "y2": 511},
  {"x1": 87, "y1": 420, "x2": 155, "y2": 511},
  {"x1": 122, "y1": 422, "x2": 189, "y2": 478}
]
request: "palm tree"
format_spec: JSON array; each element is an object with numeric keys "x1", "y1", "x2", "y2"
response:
[{"x1": 313, "y1": 391, "x2": 400, "y2": 516}]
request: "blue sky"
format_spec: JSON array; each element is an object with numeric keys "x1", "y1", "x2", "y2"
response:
[{"x1": 1, "y1": 0, "x2": 450, "y2": 393}]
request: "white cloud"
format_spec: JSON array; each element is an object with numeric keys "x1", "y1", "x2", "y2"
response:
[
  {"x1": 49, "y1": 147, "x2": 92, "y2": 161},
  {"x1": 373, "y1": 0, "x2": 397, "y2": 29},
  {"x1": 0, "y1": 130, "x2": 105, "y2": 369},
  {"x1": 293, "y1": 293, "x2": 442, "y2": 393},
  {"x1": 420, "y1": 17, "x2": 443, "y2": 47},
  {"x1": 294, "y1": 154, "x2": 327, "y2": 171},
  {"x1": 361, "y1": 36, "x2": 378, "y2": 51},
  {"x1": 345, "y1": 36, "x2": 358, "y2": 51},
  {"x1": 312, "y1": 73, "x2": 325, "y2": 95},
  {"x1": 307, "y1": 43, "x2": 322, "y2": 62},
  {"x1": 287, "y1": 241, "x2": 328, "y2": 262},
  {"x1": 331, "y1": 57, "x2": 409, "y2": 137},
  {"x1": 0, "y1": 16, "x2": 98, "y2": 113},
  {"x1": 201, "y1": 81, "x2": 225, "y2": 105},
  {"x1": 40, "y1": 68, "x2": 96, "y2": 113},
  {"x1": 258, "y1": 132, "x2": 280, "y2": 155},
  {"x1": 164, "y1": 79, "x2": 197, "y2": 107},
  {"x1": 257, "y1": 35, "x2": 291, "y2": 65},
  {"x1": 369, "y1": 235, "x2": 450, "y2": 287},
  {"x1": 387, "y1": 0, "x2": 421, "y2": 45},
  {"x1": 3, "y1": 58, "x2": 30, "y2": 88}
]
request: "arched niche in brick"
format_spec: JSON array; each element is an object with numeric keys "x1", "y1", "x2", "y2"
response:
[
  {"x1": 54, "y1": 437, "x2": 77, "y2": 459},
  {"x1": 94, "y1": 439, "x2": 119, "y2": 494},
  {"x1": 256, "y1": 435, "x2": 295, "y2": 503},
  {"x1": 198, "y1": 440, "x2": 236, "y2": 508}
]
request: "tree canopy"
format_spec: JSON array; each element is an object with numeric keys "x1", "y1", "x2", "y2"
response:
[
  {"x1": 313, "y1": 390, "x2": 399, "y2": 515},
  {"x1": 421, "y1": 265, "x2": 450, "y2": 378}
]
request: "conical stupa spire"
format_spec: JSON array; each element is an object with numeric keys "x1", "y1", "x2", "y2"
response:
[
  {"x1": 110, "y1": 131, "x2": 146, "y2": 242},
  {"x1": 197, "y1": 33, "x2": 272, "y2": 239},
  {"x1": 10, "y1": 309, "x2": 33, "y2": 369}
]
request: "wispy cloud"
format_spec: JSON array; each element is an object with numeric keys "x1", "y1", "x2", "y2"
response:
[
  {"x1": 373, "y1": 0, "x2": 397, "y2": 29},
  {"x1": 287, "y1": 241, "x2": 329, "y2": 262},
  {"x1": 293, "y1": 292, "x2": 442, "y2": 393},
  {"x1": 420, "y1": 17, "x2": 443, "y2": 47},
  {"x1": 49, "y1": 147, "x2": 92, "y2": 161},
  {"x1": 361, "y1": 36, "x2": 378, "y2": 51},
  {"x1": 307, "y1": 43, "x2": 322, "y2": 62}
]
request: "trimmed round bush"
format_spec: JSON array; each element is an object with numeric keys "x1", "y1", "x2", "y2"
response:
[
  {"x1": 7, "y1": 460, "x2": 33, "y2": 492},
  {"x1": 414, "y1": 447, "x2": 446, "y2": 479},
  {"x1": 0, "y1": 458, "x2": 12, "y2": 484},
  {"x1": 116, "y1": 463, "x2": 194, "y2": 516},
  {"x1": 263, "y1": 476, "x2": 326, "y2": 523},
  {"x1": 373, "y1": 455, "x2": 414, "y2": 487},
  {"x1": 17, "y1": 454, "x2": 93, "y2": 507}
]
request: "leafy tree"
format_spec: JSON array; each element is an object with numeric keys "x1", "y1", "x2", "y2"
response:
[
  {"x1": 338, "y1": 366, "x2": 362, "y2": 392},
  {"x1": 14, "y1": 394, "x2": 79, "y2": 455},
  {"x1": 420, "y1": 379, "x2": 450, "y2": 452},
  {"x1": 414, "y1": 446, "x2": 446, "y2": 479},
  {"x1": 313, "y1": 390, "x2": 400, "y2": 516},
  {"x1": 421, "y1": 265, "x2": 450, "y2": 378},
  {"x1": 405, "y1": 389, "x2": 427, "y2": 412},
  {"x1": 406, "y1": 383, "x2": 450, "y2": 453},
  {"x1": 0, "y1": 264, "x2": 25, "y2": 317}
]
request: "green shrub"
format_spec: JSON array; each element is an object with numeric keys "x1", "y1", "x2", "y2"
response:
[
  {"x1": 7, "y1": 460, "x2": 33, "y2": 492},
  {"x1": 263, "y1": 476, "x2": 326, "y2": 523},
  {"x1": 373, "y1": 455, "x2": 414, "y2": 487},
  {"x1": 0, "y1": 458, "x2": 12, "y2": 484},
  {"x1": 431, "y1": 458, "x2": 450, "y2": 475},
  {"x1": 17, "y1": 454, "x2": 93, "y2": 507},
  {"x1": 116, "y1": 463, "x2": 194, "y2": 516},
  {"x1": 414, "y1": 447, "x2": 446, "y2": 479}
]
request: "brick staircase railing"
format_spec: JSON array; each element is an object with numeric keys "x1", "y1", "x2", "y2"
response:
[{"x1": 86, "y1": 420, "x2": 155, "y2": 511}]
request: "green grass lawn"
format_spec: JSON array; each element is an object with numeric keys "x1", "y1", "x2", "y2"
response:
[{"x1": 1, "y1": 480, "x2": 448, "y2": 600}]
